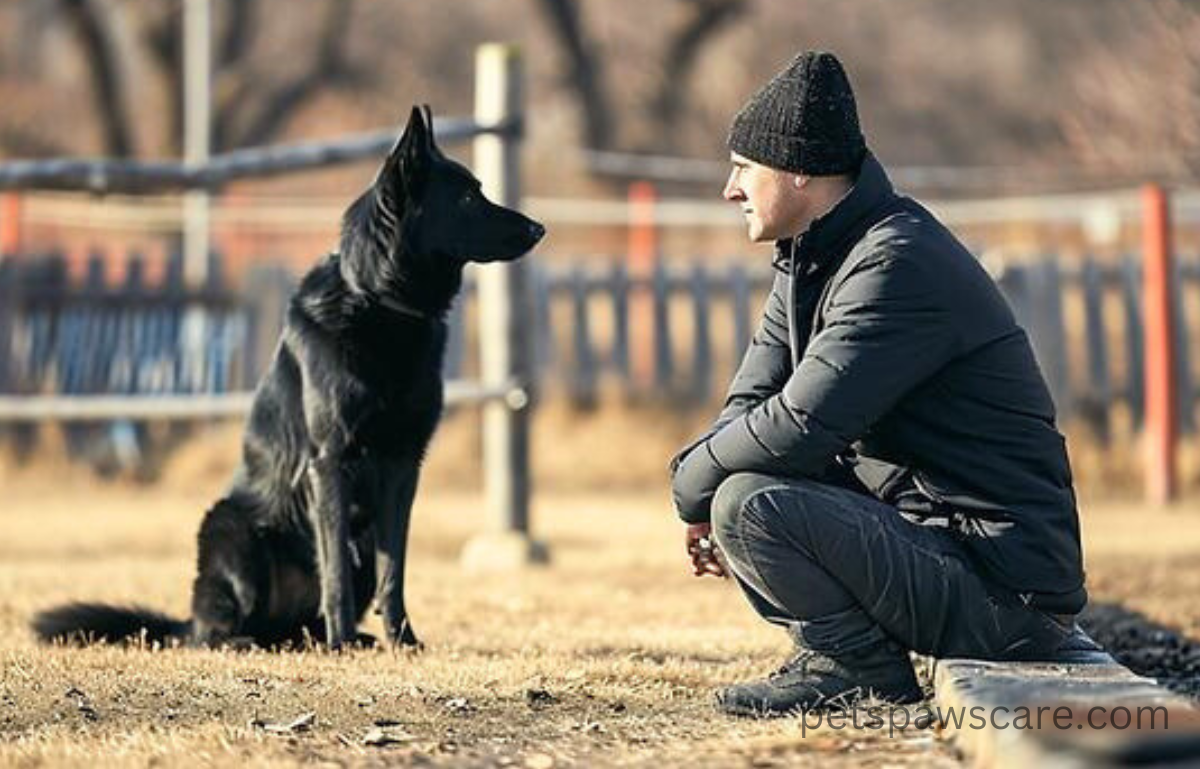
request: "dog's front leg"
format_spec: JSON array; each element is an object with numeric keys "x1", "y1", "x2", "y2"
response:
[
  {"x1": 375, "y1": 464, "x2": 420, "y2": 648},
  {"x1": 307, "y1": 452, "x2": 357, "y2": 649}
]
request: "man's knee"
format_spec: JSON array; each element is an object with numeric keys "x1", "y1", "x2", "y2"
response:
[
  {"x1": 712, "y1": 473, "x2": 849, "y2": 549},
  {"x1": 711, "y1": 472, "x2": 786, "y2": 546}
]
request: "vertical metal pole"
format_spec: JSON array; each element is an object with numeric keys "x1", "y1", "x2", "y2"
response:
[
  {"x1": 183, "y1": 0, "x2": 211, "y2": 287},
  {"x1": 627, "y1": 181, "x2": 657, "y2": 391},
  {"x1": 463, "y1": 44, "x2": 545, "y2": 570},
  {"x1": 1142, "y1": 184, "x2": 1177, "y2": 504}
]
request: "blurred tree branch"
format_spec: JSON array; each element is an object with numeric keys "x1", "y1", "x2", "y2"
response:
[
  {"x1": 534, "y1": 0, "x2": 614, "y2": 149},
  {"x1": 1057, "y1": 0, "x2": 1200, "y2": 176},
  {"x1": 232, "y1": 0, "x2": 358, "y2": 148},
  {"x1": 59, "y1": 0, "x2": 135, "y2": 157},
  {"x1": 42, "y1": 0, "x2": 359, "y2": 157},
  {"x1": 535, "y1": 0, "x2": 747, "y2": 153},
  {"x1": 650, "y1": 0, "x2": 747, "y2": 140}
]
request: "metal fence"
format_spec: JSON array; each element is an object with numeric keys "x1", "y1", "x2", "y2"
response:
[
  {"x1": 3, "y1": 250, "x2": 1197, "y2": 446},
  {"x1": 513, "y1": 256, "x2": 1200, "y2": 440}
]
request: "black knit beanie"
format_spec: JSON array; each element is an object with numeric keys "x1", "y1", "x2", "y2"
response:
[{"x1": 728, "y1": 51, "x2": 866, "y2": 176}]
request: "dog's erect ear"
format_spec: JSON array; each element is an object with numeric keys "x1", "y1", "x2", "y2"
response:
[{"x1": 379, "y1": 105, "x2": 434, "y2": 196}]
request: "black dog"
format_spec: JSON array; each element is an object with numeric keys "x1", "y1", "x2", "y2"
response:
[{"x1": 32, "y1": 106, "x2": 544, "y2": 650}]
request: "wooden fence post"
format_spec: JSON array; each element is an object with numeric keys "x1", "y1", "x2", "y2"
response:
[
  {"x1": 610, "y1": 261, "x2": 630, "y2": 380},
  {"x1": 729, "y1": 263, "x2": 751, "y2": 357},
  {"x1": 1142, "y1": 184, "x2": 1177, "y2": 504},
  {"x1": 568, "y1": 267, "x2": 597, "y2": 407},
  {"x1": 1119, "y1": 258, "x2": 1145, "y2": 429},
  {"x1": 0, "y1": 192, "x2": 20, "y2": 256},
  {"x1": 183, "y1": 0, "x2": 212, "y2": 289},
  {"x1": 0, "y1": 260, "x2": 16, "y2": 394},
  {"x1": 1079, "y1": 258, "x2": 1111, "y2": 443},
  {"x1": 689, "y1": 264, "x2": 712, "y2": 402},
  {"x1": 1170, "y1": 263, "x2": 1195, "y2": 436},
  {"x1": 652, "y1": 259, "x2": 674, "y2": 390},
  {"x1": 462, "y1": 43, "x2": 547, "y2": 571}
]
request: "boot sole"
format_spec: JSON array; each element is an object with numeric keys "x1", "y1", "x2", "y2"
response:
[{"x1": 714, "y1": 684, "x2": 924, "y2": 718}]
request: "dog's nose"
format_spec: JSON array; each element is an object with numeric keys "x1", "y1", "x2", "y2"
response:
[{"x1": 529, "y1": 222, "x2": 545, "y2": 241}]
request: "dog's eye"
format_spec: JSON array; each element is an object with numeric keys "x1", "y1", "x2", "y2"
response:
[{"x1": 460, "y1": 190, "x2": 475, "y2": 205}]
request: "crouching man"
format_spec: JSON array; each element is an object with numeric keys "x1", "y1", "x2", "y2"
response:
[{"x1": 670, "y1": 50, "x2": 1100, "y2": 717}]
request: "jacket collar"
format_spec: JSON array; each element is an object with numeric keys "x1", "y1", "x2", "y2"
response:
[{"x1": 772, "y1": 151, "x2": 895, "y2": 275}]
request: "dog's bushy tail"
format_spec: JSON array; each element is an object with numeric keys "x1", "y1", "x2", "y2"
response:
[{"x1": 32, "y1": 603, "x2": 190, "y2": 646}]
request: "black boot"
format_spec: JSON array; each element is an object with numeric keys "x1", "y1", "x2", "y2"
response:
[{"x1": 716, "y1": 640, "x2": 924, "y2": 717}]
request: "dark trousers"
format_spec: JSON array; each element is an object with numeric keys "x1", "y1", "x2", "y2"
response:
[{"x1": 710, "y1": 472, "x2": 1085, "y2": 660}]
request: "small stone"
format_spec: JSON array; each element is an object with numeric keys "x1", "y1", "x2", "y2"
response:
[
  {"x1": 363, "y1": 727, "x2": 413, "y2": 746},
  {"x1": 254, "y1": 711, "x2": 316, "y2": 734},
  {"x1": 525, "y1": 688, "x2": 556, "y2": 707},
  {"x1": 443, "y1": 697, "x2": 476, "y2": 715}
]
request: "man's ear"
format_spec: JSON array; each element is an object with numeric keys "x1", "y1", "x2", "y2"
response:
[{"x1": 791, "y1": 174, "x2": 810, "y2": 190}]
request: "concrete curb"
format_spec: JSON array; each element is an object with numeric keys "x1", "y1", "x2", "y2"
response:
[{"x1": 933, "y1": 655, "x2": 1200, "y2": 767}]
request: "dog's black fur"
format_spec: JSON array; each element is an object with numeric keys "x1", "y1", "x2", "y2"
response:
[{"x1": 32, "y1": 106, "x2": 544, "y2": 650}]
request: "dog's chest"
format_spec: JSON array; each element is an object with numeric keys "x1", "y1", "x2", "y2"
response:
[
  {"x1": 345, "y1": 321, "x2": 446, "y2": 437},
  {"x1": 338, "y1": 357, "x2": 442, "y2": 454}
]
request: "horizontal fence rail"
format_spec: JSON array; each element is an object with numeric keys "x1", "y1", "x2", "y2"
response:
[
  {"x1": 0, "y1": 381, "x2": 528, "y2": 422},
  {"x1": 1, "y1": 252, "x2": 1197, "y2": 446},
  {"x1": 0, "y1": 118, "x2": 519, "y2": 194}
]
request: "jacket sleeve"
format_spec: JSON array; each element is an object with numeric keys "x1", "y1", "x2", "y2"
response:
[
  {"x1": 668, "y1": 272, "x2": 792, "y2": 478},
  {"x1": 672, "y1": 250, "x2": 959, "y2": 522}
]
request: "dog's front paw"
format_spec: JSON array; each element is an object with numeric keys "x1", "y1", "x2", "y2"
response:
[{"x1": 218, "y1": 635, "x2": 257, "y2": 652}]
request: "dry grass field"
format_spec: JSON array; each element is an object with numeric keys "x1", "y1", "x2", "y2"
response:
[{"x1": 1, "y1": 440, "x2": 1198, "y2": 767}]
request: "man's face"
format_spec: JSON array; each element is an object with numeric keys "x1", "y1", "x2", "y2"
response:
[{"x1": 722, "y1": 153, "x2": 808, "y2": 243}]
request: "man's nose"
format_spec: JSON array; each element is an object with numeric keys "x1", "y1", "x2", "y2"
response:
[{"x1": 722, "y1": 173, "x2": 742, "y2": 201}]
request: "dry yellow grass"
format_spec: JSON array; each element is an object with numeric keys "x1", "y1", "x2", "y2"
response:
[
  {"x1": 0, "y1": 465, "x2": 1196, "y2": 767},
  {"x1": 0, "y1": 478, "x2": 964, "y2": 768}
]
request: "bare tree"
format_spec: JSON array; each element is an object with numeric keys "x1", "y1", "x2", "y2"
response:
[
  {"x1": 1057, "y1": 0, "x2": 1200, "y2": 176},
  {"x1": 230, "y1": 0, "x2": 359, "y2": 148},
  {"x1": 533, "y1": 0, "x2": 614, "y2": 150},
  {"x1": 140, "y1": 0, "x2": 361, "y2": 154},
  {"x1": 59, "y1": 0, "x2": 135, "y2": 156},
  {"x1": 30, "y1": 0, "x2": 362, "y2": 158},
  {"x1": 649, "y1": 0, "x2": 747, "y2": 141},
  {"x1": 534, "y1": 0, "x2": 748, "y2": 152}
]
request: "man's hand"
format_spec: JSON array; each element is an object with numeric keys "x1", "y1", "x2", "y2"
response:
[{"x1": 685, "y1": 522, "x2": 728, "y2": 579}]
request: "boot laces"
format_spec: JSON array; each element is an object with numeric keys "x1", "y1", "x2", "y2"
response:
[{"x1": 768, "y1": 649, "x2": 819, "y2": 681}]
